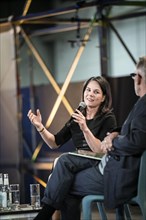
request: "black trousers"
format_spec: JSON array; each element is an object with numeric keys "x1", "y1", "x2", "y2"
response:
[{"x1": 42, "y1": 153, "x2": 103, "y2": 211}]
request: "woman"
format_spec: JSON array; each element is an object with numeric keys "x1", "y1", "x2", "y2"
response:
[{"x1": 27, "y1": 76, "x2": 117, "y2": 220}]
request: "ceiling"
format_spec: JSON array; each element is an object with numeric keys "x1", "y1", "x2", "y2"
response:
[
  {"x1": 0, "y1": 0, "x2": 54, "y2": 20},
  {"x1": 0, "y1": 0, "x2": 146, "y2": 37}
]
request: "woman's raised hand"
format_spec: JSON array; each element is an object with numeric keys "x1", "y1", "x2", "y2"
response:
[{"x1": 27, "y1": 109, "x2": 43, "y2": 130}]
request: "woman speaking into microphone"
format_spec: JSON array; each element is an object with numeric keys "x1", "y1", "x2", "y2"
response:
[{"x1": 27, "y1": 76, "x2": 117, "y2": 220}]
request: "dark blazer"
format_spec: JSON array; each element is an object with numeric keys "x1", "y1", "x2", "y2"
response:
[{"x1": 104, "y1": 94, "x2": 146, "y2": 209}]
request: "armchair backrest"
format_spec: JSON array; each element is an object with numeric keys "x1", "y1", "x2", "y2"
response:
[{"x1": 137, "y1": 150, "x2": 146, "y2": 200}]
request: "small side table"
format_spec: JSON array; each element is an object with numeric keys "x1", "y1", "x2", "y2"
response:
[{"x1": 0, "y1": 205, "x2": 41, "y2": 220}]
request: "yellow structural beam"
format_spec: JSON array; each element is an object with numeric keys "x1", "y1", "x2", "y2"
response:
[
  {"x1": 31, "y1": 15, "x2": 95, "y2": 161},
  {"x1": 22, "y1": 0, "x2": 32, "y2": 16},
  {"x1": 33, "y1": 175, "x2": 47, "y2": 188},
  {"x1": 20, "y1": 27, "x2": 73, "y2": 116}
]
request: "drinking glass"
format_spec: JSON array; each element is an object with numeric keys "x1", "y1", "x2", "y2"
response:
[
  {"x1": 10, "y1": 184, "x2": 20, "y2": 209},
  {"x1": 30, "y1": 184, "x2": 40, "y2": 209}
]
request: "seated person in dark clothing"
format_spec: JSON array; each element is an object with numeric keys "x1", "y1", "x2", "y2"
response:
[
  {"x1": 29, "y1": 56, "x2": 146, "y2": 220},
  {"x1": 28, "y1": 76, "x2": 117, "y2": 219}
]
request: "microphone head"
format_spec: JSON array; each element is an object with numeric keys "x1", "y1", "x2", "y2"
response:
[
  {"x1": 66, "y1": 101, "x2": 86, "y2": 127},
  {"x1": 78, "y1": 101, "x2": 86, "y2": 110}
]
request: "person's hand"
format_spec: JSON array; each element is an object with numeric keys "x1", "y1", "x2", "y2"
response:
[
  {"x1": 101, "y1": 136, "x2": 112, "y2": 153},
  {"x1": 71, "y1": 109, "x2": 87, "y2": 131},
  {"x1": 27, "y1": 109, "x2": 43, "y2": 131},
  {"x1": 100, "y1": 133, "x2": 113, "y2": 153},
  {"x1": 100, "y1": 132, "x2": 119, "y2": 153}
]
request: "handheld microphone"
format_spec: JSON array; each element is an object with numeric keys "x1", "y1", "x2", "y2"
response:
[{"x1": 67, "y1": 101, "x2": 86, "y2": 127}]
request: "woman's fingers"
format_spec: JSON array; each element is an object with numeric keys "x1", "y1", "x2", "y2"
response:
[
  {"x1": 36, "y1": 109, "x2": 40, "y2": 116},
  {"x1": 27, "y1": 109, "x2": 35, "y2": 123}
]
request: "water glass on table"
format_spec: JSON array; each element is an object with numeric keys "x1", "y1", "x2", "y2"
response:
[
  {"x1": 10, "y1": 184, "x2": 20, "y2": 210},
  {"x1": 30, "y1": 184, "x2": 40, "y2": 209}
]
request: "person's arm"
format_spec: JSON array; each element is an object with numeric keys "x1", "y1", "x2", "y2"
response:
[
  {"x1": 82, "y1": 128, "x2": 102, "y2": 153},
  {"x1": 83, "y1": 122, "x2": 118, "y2": 153},
  {"x1": 100, "y1": 131, "x2": 119, "y2": 153},
  {"x1": 72, "y1": 110, "x2": 117, "y2": 153},
  {"x1": 113, "y1": 115, "x2": 146, "y2": 155},
  {"x1": 72, "y1": 109, "x2": 102, "y2": 152},
  {"x1": 106, "y1": 104, "x2": 146, "y2": 155},
  {"x1": 112, "y1": 97, "x2": 146, "y2": 155},
  {"x1": 27, "y1": 109, "x2": 58, "y2": 149},
  {"x1": 37, "y1": 126, "x2": 58, "y2": 149}
]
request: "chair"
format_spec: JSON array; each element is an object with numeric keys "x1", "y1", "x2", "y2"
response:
[
  {"x1": 82, "y1": 195, "x2": 107, "y2": 220},
  {"x1": 82, "y1": 150, "x2": 146, "y2": 220},
  {"x1": 125, "y1": 150, "x2": 146, "y2": 220},
  {"x1": 82, "y1": 195, "x2": 127, "y2": 220}
]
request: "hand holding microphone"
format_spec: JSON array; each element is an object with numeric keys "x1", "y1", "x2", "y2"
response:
[{"x1": 67, "y1": 102, "x2": 86, "y2": 127}]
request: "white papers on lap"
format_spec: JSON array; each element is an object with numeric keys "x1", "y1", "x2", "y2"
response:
[{"x1": 68, "y1": 152, "x2": 102, "y2": 160}]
